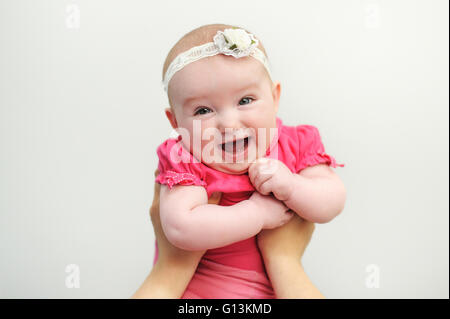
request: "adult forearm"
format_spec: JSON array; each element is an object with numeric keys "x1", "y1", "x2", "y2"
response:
[
  {"x1": 163, "y1": 199, "x2": 263, "y2": 251},
  {"x1": 131, "y1": 261, "x2": 193, "y2": 299},
  {"x1": 265, "y1": 258, "x2": 324, "y2": 299},
  {"x1": 284, "y1": 174, "x2": 346, "y2": 224}
]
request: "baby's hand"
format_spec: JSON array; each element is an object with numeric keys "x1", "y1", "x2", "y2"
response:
[
  {"x1": 248, "y1": 158, "x2": 295, "y2": 201},
  {"x1": 248, "y1": 191, "x2": 293, "y2": 229}
]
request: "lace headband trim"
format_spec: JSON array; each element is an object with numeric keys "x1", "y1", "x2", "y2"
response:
[{"x1": 162, "y1": 28, "x2": 272, "y2": 92}]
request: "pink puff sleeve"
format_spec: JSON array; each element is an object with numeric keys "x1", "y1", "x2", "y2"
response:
[
  {"x1": 155, "y1": 138, "x2": 207, "y2": 189},
  {"x1": 295, "y1": 125, "x2": 345, "y2": 172}
]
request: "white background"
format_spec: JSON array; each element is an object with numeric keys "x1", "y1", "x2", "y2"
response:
[{"x1": 0, "y1": 0, "x2": 448, "y2": 298}]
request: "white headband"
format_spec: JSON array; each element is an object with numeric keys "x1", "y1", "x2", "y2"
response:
[{"x1": 162, "y1": 28, "x2": 273, "y2": 93}]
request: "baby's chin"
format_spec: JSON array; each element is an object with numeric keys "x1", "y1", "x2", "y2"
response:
[{"x1": 205, "y1": 161, "x2": 252, "y2": 175}]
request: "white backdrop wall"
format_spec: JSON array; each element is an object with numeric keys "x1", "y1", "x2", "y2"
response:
[{"x1": 0, "y1": 0, "x2": 448, "y2": 298}]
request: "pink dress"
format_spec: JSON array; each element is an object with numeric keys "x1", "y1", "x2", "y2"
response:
[{"x1": 154, "y1": 117, "x2": 344, "y2": 298}]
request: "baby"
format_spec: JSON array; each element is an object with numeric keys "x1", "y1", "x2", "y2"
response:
[{"x1": 151, "y1": 24, "x2": 346, "y2": 298}]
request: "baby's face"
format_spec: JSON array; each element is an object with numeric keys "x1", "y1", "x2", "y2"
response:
[{"x1": 166, "y1": 54, "x2": 280, "y2": 174}]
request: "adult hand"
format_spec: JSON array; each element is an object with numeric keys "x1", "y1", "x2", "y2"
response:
[
  {"x1": 257, "y1": 214, "x2": 315, "y2": 263},
  {"x1": 257, "y1": 214, "x2": 323, "y2": 299},
  {"x1": 132, "y1": 169, "x2": 222, "y2": 298}
]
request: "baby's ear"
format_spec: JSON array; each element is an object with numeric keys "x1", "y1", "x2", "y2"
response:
[
  {"x1": 271, "y1": 81, "x2": 281, "y2": 112},
  {"x1": 165, "y1": 107, "x2": 178, "y2": 129}
]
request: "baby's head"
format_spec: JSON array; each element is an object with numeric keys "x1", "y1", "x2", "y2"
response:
[{"x1": 162, "y1": 24, "x2": 281, "y2": 175}]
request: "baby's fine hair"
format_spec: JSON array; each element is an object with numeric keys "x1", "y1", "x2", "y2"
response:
[{"x1": 162, "y1": 23, "x2": 270, "y2": 82}]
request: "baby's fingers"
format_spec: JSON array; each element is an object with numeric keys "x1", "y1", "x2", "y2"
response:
[
  {"x1": 253, "y1": 172, "x2": 273, "y2": 194},
  {"x1": 249, "y1": 158, "x2": 270, "y2": 182},
  {"x1": 257, "y1": 179, "x2": 273, "y2": 196},
  {"x1": 268, "y1": 209, "x2": 294, "y2": 229},
  {"x1": 279, "y1": 210, "x2": 295, "y2": 227}
]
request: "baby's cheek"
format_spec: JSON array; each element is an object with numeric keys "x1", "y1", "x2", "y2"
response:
[
  {"x1": 198, "y1": 140, "x2": 217, "y2": 163},
  {"x1": 254, "y1": 125, "x2": 277, "y2": 157}
]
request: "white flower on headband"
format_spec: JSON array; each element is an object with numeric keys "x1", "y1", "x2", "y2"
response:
[{"x1": 213, "y1": 28, "x2": 259, "y2": 58}]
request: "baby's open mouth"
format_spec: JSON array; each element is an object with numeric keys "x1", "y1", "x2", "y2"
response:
[{"x1": 220, "y1": 136, "x2": 250, "y2": 155}]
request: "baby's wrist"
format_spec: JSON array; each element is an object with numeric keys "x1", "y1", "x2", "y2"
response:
[
  {"x1": 285, "y1": 172, "x2": 296, "y2": 200},
  {"x1": 243, "y1": 199, "x2": 265, "y2": 230},
  {"x1": 282, "y1": 173, "x2": 302, "y2": 205},
  {"x1": 274, "y1": 172, "x2": 296, "y2": 202}
]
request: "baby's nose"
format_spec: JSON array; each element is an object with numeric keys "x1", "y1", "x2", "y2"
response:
[{"x1": 217, "y1": 109, "x2": 242, "y2": 133}]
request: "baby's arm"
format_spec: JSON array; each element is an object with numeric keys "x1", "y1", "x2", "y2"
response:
[
  {"x1": 249, "y1": 160, "x2": 346, "y2": 224},
  {"x1": 132, "y1": 172, "x2": 225, "y2": 299},
  {"x1": 132, "y1": 174, "x2": 206, "y2": 298},
  {"x1": 160, "y1": 184, "x2": 292, "y2": 251},
  {"x1": 284, "y1": 164, "x2": 346, "y2": 223}
]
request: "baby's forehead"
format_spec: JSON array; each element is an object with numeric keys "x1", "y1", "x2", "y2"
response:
[
  {"x1": 191, "y1": 54, "x2": 264, "y2": 75},
  {"x1": 168, "y1": 54, "x2": 269, "y2": 98}
]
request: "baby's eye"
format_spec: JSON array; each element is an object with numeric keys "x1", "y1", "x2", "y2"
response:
[
  {"x1": 194, "y1": 107, "x2": 212, "y2": 116},
  {"x1": 239, "y1": 97, "x2": 254, "y2": 105}
]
